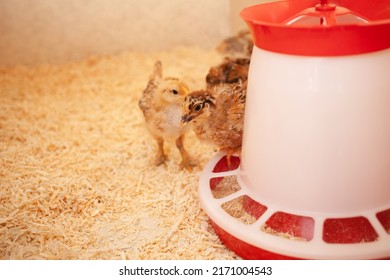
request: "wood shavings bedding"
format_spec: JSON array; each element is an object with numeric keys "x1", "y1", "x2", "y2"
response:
[{"x1": 0, "y1": 47, "x2": 240, "y2": 260}]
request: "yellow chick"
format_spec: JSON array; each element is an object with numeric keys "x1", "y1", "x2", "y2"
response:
[
  {"x1": 138, "y1": 60, "x2": 195, "y2": 170},
  {"x1": 181, "y1": 82, "x2": 246, "y2": 167}
]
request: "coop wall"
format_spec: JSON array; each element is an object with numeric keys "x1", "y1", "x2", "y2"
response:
[{"x1": 0, "y1": 0, "x2": 272, "y2": 66}]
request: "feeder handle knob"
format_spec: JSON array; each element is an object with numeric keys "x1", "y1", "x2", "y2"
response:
[{"x1": 316, "y1": 0, "x2": 336, "y2": 11}]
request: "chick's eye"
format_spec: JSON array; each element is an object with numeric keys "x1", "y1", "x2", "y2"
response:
[
  {"x1": 194, "y1": 104, "x2": 203, "y2": 112},
  {"x1": 171, "y1": 89, "x2": 178, "y2": 95}
]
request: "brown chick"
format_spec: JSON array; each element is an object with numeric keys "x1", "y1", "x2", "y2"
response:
[
  {"x1": 138, "y1": 60, "x2": 195, "y2": 170},
  {"x1": 216, "y1": 30, "x2": 253, "y2": 58},
  {"x1": 181, "y1": 82, "x2": 246, "y2": 167},
  {"x1": 206, "y1": 57, "x2": 250, "y2": 89}
]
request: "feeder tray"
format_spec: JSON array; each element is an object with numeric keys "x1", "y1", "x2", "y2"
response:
[{"x1": 200, "y1": 153, "x2": 390, "y2": 259}]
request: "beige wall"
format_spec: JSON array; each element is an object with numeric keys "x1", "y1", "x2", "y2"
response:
[
  {"x1": 0, "y1": 0, "x2": 273, "y2": 66},
  {"x1": 230, "y1": 0, "x2": 274, "y2": 33}
]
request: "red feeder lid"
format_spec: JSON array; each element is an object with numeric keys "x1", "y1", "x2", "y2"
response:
[{"x1": 240, "y1": 0, "x2": 390, "y2": 56}]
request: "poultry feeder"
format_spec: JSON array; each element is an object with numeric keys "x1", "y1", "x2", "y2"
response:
[{"x1": 199, "y1": 0, "x2": 390, "y2": 259}]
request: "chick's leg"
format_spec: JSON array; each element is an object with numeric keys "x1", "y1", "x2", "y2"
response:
[
  {"x1": 225, "y1": 147, "x2": 241, "y2": 169},
  {"x1": 176, "y1": 135, "x2": 196, "y2": 171},
  {"x1": 154, "y1": 137, "x2": 167, "y2": 166}
]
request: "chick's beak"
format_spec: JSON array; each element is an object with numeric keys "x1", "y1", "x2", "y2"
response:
[{"x1": 181, "y1": 114, "x2": 193, "y2": 126}]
